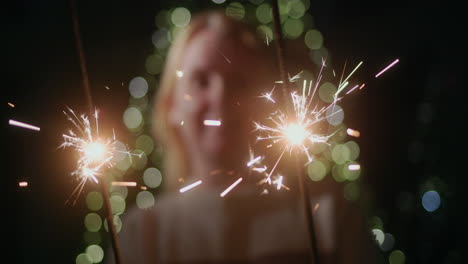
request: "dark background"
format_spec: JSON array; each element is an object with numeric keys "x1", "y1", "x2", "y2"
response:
[{"x1": 3, "y1": 0, "x2": 465, "y2": 263}]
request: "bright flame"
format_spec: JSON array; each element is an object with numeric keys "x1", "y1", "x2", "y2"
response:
[
  {"x1": 286, "y1": 123, "x2": 308, "y2": 145},
  {"x1": 84, "y1": 142, "x2": 106, "y2": 162}
]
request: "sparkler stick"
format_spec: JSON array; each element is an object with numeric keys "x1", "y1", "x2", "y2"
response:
[
  {"x1": 70, "y1": 0, "x2": 122, "y2": 263},
  {"x1": 270, "y1": 1, "x2": 319, "y2": 262}
]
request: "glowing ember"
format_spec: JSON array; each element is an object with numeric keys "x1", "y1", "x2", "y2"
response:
[{"x1": 347, "y1": 128, "x2": 361, "y2": 138}]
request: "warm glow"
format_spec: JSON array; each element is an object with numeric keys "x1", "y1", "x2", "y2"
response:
[
  {"x1": 84, "y1": 142, "x2": 106, "y2": 162},
  {"x1": 286, "y1": 123, "x2": 308, "y2": 145}
]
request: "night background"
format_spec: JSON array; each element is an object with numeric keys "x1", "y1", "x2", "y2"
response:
[{"x1": 3, "y1": 0, "x2": 465, "y2": 263}]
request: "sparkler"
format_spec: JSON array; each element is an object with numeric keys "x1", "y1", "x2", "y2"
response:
[{"x1": 69, "y1": 1, "x2": 123, "y2": 262}]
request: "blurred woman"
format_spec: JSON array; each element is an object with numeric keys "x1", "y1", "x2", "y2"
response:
[{"x1": 110, "y1": 12, "x2": 379, "y2": 264}]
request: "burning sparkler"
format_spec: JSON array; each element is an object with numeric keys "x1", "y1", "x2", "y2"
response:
[{"x1": 60, "y1": 107, "x2": 132, "y2": 203}]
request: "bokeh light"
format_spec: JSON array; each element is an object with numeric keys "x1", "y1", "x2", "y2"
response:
[
  {"x1": 128, "y1": 77, "x2": 148, "y2": 99},
  {"x1": 171, "y1": 7, "x2": 191, "y2": 27},
  {"x1": 212, "y1": 0, "x2": 226, "y2": 4},
  {"x1": 85, "y1": 245, "x2": 104, "y2": 263},
  {"x1": 76, "y1": 253, "x2": 93, "y2": 264},
  {"x1": 331, "y1": 143, "x2": 350, "y2": 164},
  {"x1": 104, "y1": 215, "x2": 122, "y2": 233},
  {"x1": 344, "y1": 182, "x2": 360, "y2": 201},
  {"x1": 256, "y1": 3, "x2": 272, "y2": 24},
  {"x1": 225, "y1": 2, "x2": 245, "y2": 20},
  {"x1": 318, "y1": 82, "x2": 336, "y2": 103},
  {"x1": 136, "y1": 191, "x2": 155, "y2": 209},
  {"x1": 326, "y1": 104, "x2": 344, "y2": 126},
  {"x1": 307, "y1": 159, "x2": 327, "y2": 181},
  {"x1": 304, "y1": 29, "x2": 323, "y2": 50},
  {"x1": 131, "y1": 149, "x2": 148, "y2": 170},
  {"x1": 344, "y1": 140, "x2": 360, "y2": 160},
  {"x1": 143, "y1": 167, "x2": 163, "y2": 188},
  {"x1": 152, "y1": 29, "x2": 170, "y2": 50},
  {"x1": 110, "y1": 185, "x2": 129, "y2": 200},
  {"x1": 84, "y1": 213, "x2": 102, "y2": 232},
  {"x1": 145, "y1": 54, "x2": 164, "y2": 75},
  {"x1": 135, "y1": 134, "x2": 154, "y2": 155},
  {"x1": 380, "y1": 233, "x2": 395, "y2": 251},
  {"x1": 372, "y1": 229, "x2": 385, "y2": 245},
  {"x1": 283, "y1": 18, "x2": 304, "y2": 39},
  {"x1": 287, "y1": 0, "x2": 306, "y2": 19},
  {"x1": 110, "y1": 195, "x2": 126, "y2": 215},
  {"x1": 422, "y1": 190, "x2": 441, "y2": 212},
  {"x1": 86, "y1": 191, "x2": 103, "y2": 211},
  {"x1": 123, "y1": 107, "x2": 143, "y2": 130},
  {"x1": 389, "y1": 250, "x2": 406, "y2": 264}
]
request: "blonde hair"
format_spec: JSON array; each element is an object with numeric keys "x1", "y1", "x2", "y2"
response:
[{"x1": 153, "y1": 11, "x2": 267, "y2": 191}]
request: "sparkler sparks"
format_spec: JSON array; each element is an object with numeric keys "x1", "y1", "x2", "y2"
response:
[
  {"x1": 375, "y1": 59, "x2": 399, "y2": 78},
  {"x1": 19, "y1": 181, "x2": 28, "y2": 187},
  {"x1": 60, "y1": 108, "x2": 131, "y2": 202},
  {"x1": 9, "y1": 119, "x2": 40, "y2": 131},
  {"x1": 179, "y1": 180, "x2": 202, "y2": 193},
  {"x1": 8, "y1": 102, "x2": 15, "y2": 108},
  {"x1": 220, "y1": 177, "x2": 243, "y2": 197}
]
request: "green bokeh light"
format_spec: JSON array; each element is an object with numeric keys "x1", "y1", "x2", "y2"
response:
[
  {"x1": 332, "y1": 164, "x2": 346, "y2": 182},
  {"x1": 256, "y1": 3, "x2": 272, "y2": 24},
  {"x1": 84, "y1": 213, "x2": 102, "y2": 232},
  {"x1": 76, "y1": 253, "x2": 93, "y2": 264},
  {"x1": 131, "y1": 149, "x2": 148, "y2": 170},
  {"x1": 171, "y1": 7, "x2": 191, "y2": 27},
  {"x1": 226, "y1": 2, "x2": 245, "y2": 20},
  {"x1": 287, "y1": 0, "x2": 306, "y2": 19},
  {"x1": 155, "y1": 10, "x2": 171, "y2": 29},
  {"x1": 136, "y1": 134, "x2": 154, "y2": 155},
  {"x1": 110, "y1": 185, "x2": 128, "y2": 200},
  {"x1": 389, "y1": 250, "x2": 406, "y2": 264},
  {"x1": 143, "y1": 167, "x2": 163, "y2": 188},
  {"x1": 104, "y1": 215, "x2": 122, "y2": 233},
  {"x1": 110, "y1": 195, "x2": 126, "y2": 215},
  {"x1": 256, "y1": 25, "x2": 273, "y2": 43},
  {"x1": 86, "y1": 245, "x2": 104, "y2": 264},
  {"x1": 145, "y1": 54, "x2": 164, "y2": 75},
  {"x1": 369, "y1": 216, "x2": 383, "y2": 230},
  {"x1": 307, "y1": 159, "x2": 327, "y2": 181},
  {"x1": 283, "y1": 18, "x2": 304, "y2": 39},
  {"x1": 345, "y1": 141, "x2": 360, "y2": 160},
  {"x1": 310, "y1": 47, "x2": 329, "y2": 65},
  {"x1": 331, "y1": 144, "x2": 351, "y2": 164},
  {"x1": 304, "y1": 29, "x2": 323, "y2": 50},
  {"x1": 114, "y1": 152, "x2": 132, "y2": 171},
  {"x1": 136, "y1": 191, "x2": 155, "y2": 209},
  {"x1": 86, "y1": 191, "x2": 103, "y2": 211},
  {"x1": 318, "y1": 82, "x2": 336, "y2": 103}
]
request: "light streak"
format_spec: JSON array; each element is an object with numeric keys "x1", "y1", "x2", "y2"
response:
[
  {"x1": 346, "y1": 84, "x2": 360, "y2": 95},
  {"x1": 19, "y1": 181, "x2": 28, "y2": 187},
  {"x1": 8, "y1": 102, "x2": 15, "y2": 108},
  {"x1": 112, "y1": 181, "x2": 137, "y2": 187},
  {"x1": 220, "y1": 177, "x2": 243, "y2": 197},
  {"x1": 176, "y1": 70, "x2": 184, "y2": 78},
  {"x1": 179, "y1": 180, "x2": 202, "y2": 193},
  {"x1": 216, "y1": 48, "x2": 231, "y2": 64},
  {"x1": 375, "y1": 59, "x2": 399, "y2": 78},
  {"x1": 203, "y1": 120, "x2": 221, "y2": 126},
  {"x1": 9, "y1": 119, "x2": 40, "y2": 131},
  {"x1": 348, "y1": 164, "x2": 361, "y2": 171},
  {"x1": 247, "y1": 156, "x2": 262, "y2": 167}
]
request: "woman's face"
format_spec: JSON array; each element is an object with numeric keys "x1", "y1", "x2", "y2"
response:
[{"x1": 169, "y1": 28, "x2": 270, "y2": 170}]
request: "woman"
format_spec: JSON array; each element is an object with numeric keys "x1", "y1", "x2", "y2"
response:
[{"x1": 110, "y1": 12, "x2": 379, "y2": 264}]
